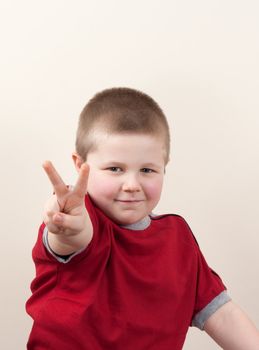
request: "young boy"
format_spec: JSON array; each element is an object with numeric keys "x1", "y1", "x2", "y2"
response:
[{"x1": 26, "y1": 88, "x2": 259, "y2": 349}]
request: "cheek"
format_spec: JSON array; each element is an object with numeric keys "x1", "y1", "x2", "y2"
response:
[
  {"x1": 87, "y1": 173, "x2": 117, "y2": 199},
  {"x1": 144, "y1": 178, "x2": 163, "y2": 200}
]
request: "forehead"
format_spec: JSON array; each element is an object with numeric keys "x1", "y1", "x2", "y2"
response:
[{"x1": 88, "y1": 132, "x2": 167, "y2": 164}]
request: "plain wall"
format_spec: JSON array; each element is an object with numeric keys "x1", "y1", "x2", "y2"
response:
[{"x1": 1, "y1": 1, "x2": 258, "y2": 348}]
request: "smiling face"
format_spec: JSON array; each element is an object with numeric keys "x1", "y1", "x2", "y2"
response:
[{"x1": 74, "y1": 132, "x2": 166, "y2": 225}]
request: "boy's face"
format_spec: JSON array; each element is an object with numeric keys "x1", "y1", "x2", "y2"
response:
[{"x1": 77, "y1": 132, "x2": 166, "y2": 225}]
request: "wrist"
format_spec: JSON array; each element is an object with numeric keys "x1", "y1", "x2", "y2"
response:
[{"x1": 47, "y1": 228, "x2": 89, "y2": 255}]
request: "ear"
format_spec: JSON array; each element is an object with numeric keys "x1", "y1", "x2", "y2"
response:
[{"x1": 72, "y1": 152, "x2": 84, "y2": 173}]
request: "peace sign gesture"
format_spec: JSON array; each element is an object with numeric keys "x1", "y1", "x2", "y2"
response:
[{"x1": 42, "y1": 161, "x2": 93, "y2": 255}]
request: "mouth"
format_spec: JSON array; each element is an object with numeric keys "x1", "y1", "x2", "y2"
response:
[{"x1": 115, "y1": 199, "x2": 144, "y2": 203}]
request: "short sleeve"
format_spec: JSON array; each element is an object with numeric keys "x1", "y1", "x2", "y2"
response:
[
  {"x1": 176, "y1": 216, "x2": 231, "y2": 330},
  {"x1": 191, "y1": 238, "x2": 231, "y2": 329}
]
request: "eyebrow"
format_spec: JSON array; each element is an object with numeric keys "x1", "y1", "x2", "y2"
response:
[{"x1": 102, "y1": 161, "x2": 162, "y2": 169}]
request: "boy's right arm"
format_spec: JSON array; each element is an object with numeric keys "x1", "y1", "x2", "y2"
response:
[{"x1": 42, "y1": 161, "x2": 93, "y2": 256}]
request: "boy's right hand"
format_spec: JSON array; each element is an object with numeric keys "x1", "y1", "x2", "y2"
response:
[{"x1": 42, "y1": 161, "x2": 93, "y2": 254}]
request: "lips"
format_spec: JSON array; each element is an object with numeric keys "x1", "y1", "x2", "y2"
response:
[{"x1": 115, "y1": 199, "x2": 144, "y2": 202}]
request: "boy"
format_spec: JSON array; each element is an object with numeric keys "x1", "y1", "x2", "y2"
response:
[{"x1": 26, "y1": 88, "x2": 259, "y2": 349}]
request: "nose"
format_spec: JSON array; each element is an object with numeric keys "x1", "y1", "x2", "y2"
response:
[{"x1": 121, "y1": 174, "x2": 141, "y2": 192}]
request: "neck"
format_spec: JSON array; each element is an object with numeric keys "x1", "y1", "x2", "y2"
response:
[{"x1": 120, "y1": 216, "x2": 151, "y2": 230}]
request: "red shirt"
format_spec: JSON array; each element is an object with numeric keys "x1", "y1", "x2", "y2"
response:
[{"x1": 26, "y1": 196, "x2": 227, "y2": 349}]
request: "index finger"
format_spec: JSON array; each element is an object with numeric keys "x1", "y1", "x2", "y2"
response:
[
  {"x1": 73, "y1": 163, "x2": 90, "y2": 199},
  {"x1": 42, "y1": 160, "x2": 68, "y2": 198}
]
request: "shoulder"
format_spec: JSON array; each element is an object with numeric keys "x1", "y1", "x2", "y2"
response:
[
  {"x1": 151, "y1": 212, "x2": 188, "y2": 226},
  {"x1": 150, "y1": 213, "x2": 200, "y2": 249},
  {"x1": 151, "y1": 212, "x2": 193, "y2": 232}
]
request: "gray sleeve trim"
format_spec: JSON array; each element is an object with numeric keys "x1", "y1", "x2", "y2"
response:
[
  {"x1": 42, "y1": 227, "x2": 85, "y2": 264},
  {"x1": 192, "y1": 290, "x2": 231, "y2": 330}
]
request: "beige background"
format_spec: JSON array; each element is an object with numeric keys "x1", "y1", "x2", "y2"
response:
[{"x1": 1, "y1": 1, "x2": 259, "y2": 349}]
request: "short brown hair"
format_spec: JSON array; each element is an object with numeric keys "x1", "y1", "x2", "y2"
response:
[{"x1": 76, "y1": 87, "x2": 170, "y2": 163}]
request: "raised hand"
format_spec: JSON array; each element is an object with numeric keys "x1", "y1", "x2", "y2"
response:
[{"x1": 42, "y1": 161, "x2": 93, "y2": 254}]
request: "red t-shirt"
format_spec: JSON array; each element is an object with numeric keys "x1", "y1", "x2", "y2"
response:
[{"x1": 26, "y1": 195, "x2": 227, "y2": 350}]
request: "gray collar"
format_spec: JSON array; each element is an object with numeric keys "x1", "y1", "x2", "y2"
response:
[{"x1": 120, "y1": 215, "x2": 151, "y2": 230}]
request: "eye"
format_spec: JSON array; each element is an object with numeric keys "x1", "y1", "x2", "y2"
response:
[
  {"x1": 107, "y1": 167, "x2": 122, "y2": 172},
  {"x1": 141, "y1": 168, "x2": 155, "y2": 173}
]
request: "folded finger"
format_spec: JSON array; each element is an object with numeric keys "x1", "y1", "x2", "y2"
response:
[{"x1": 52, "y1": 212, "x2": 86, "y2": 234}]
